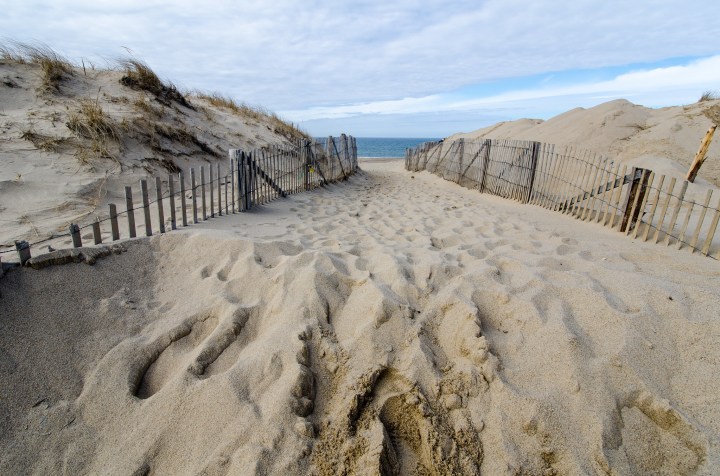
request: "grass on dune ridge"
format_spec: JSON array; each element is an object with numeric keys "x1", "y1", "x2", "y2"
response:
[{"x1": 1, "y1": 39, "x2": 307, "y2": 142}]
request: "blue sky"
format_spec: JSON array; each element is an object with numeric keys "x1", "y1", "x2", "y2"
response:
[{"x1": 2, "y1": 1, "x2": 720, "y2": 137}]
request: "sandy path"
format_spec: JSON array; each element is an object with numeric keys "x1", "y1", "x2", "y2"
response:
[{"x1": 1, "y1": 160, "x2": 718, "y2": 475}]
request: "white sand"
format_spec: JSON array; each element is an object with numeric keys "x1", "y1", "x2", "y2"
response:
[{"x1": 1, "y1": 160, "x2": 718, "y2": 474}]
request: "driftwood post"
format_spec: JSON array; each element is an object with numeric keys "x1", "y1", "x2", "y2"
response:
[
  {"x1": 686, "y1": 125, "x2": 716, "y2": 182},
  {"x1": 155, "y1": 177, "x2": 165, "y2": 233},
  {"x1": 109, "y1": 203, "x2": 120, "y2": 240},
  {"x1": 140, "y1": 179, "x2": 152, "y2": 236},
  {"x1": 70, "y1": 223, "x2": 82, "y2": 248},
  {"x1": 125, "y1": 186, "x2": 136, "y2": 238}
]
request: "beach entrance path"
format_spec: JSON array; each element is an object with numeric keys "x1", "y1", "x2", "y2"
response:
[{"x1": 1, "y1": 160, "x2": 718, "y2": 475}]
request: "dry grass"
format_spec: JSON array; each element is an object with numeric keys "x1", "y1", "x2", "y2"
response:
[
  {"x1": 193, "y1": 91, "x2": 310, "y2": 141},
  {"x1": 0, "y1": 41, "x2": 72, "y2": 93},
  {"x1": 118, "y1": 58, "x2": 194, "y2": 110},
  {"x1": 66, "y1": 99, "x2": 119, "y2": 162},
  {"x1": 133, "y1": 96, "x2": 165, "y2": 119},
  {"x1": 699, "y1": 90, "x2": 719, "y2": 102},
  {"x1": 20, "y1": 129, "x2": 73, "y2": 152}
]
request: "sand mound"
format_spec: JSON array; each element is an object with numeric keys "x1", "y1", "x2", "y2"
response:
[
  {"x1": 0, "y1": 51, "x2": 307, "y2": 251},
  {"x1": 450, "y1": 98, "x2": 720, "y2": 187},
  {"x1": 1, "y1": 161, "x2": 718, "y2": 474}
]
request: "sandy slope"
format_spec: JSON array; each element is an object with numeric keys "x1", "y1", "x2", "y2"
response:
[
  {"x1": 0, "y1": 59, "x2": 305, "y2": 252},
  {"x1": 1, "y1": 160, "x2": 718, "y2": 475},
  {"x1": 449, "y1": 99, "x2": 720, "y2": 187}
]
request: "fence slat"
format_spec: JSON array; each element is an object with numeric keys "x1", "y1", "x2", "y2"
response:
[
  {"x1": 109, "y1": 203, "x2": 120, "y2": 240},
  {"x1": 632, "y1": 171, "x2": 654, "y2": 239},
  {"x1": 642, "y1": 174, "x2": 665, "y2": 241},
  {"x1": 654, "y1": 177, "x2": 677, "y2": 243},
  {"x1": 125, "y1": 186, "x2": 136, "y2": 238},
  {"x1": 701, "y1": 197, "x2": 720, "y2": 256},
  {"x1": 689, "y1": 189, "x2": 713, "y2": 252},
  {"x1": 169, "y1": 174, "x2": 176, "y2": 230},
  {"x1": 676, "y1": 200, "x2": 695, "y2": 250},
  {"x1": 191, "y1": 168, "x2": 198, "y2": 223},
  {"x1": 607, "y1": 165, "x2": 627, "y2": 228},
  {"x1": 141, "y1": 179, "x2": 152, "y2": 236},
  {"x1": 201, "y1": 166, "x2": 207, "y2": 220},
  {"x1": 155, "y1": 177, "x2": 165, "y2": 234},
  {"x1": 93, "y1": 221, "x2": 102, "y2": 245},
  {"x1": 180, "y1": 171, "x2": 188, "y2": 227},
  {"x1": 663, "y1": 181, "x2": 689, "y2": 246}
]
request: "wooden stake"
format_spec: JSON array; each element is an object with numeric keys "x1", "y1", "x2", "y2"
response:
[
  {"x1": 93, "y1": 221, "x2": 102, "y2": 245},
  {"x1": 201, "y1": 166, "x2": 207, "y2": 220},
  {"x1": 155, "y1": 177, "x2": 165, "y2": 233},
  {"x1": 191, "y1": 168, "x2": 198, "y2": 223},
  {"x1": 70, "y1": 223, "x2": 82, "y2": 247},
  {"x1": 686, "y1": 124, "x2": 717, "y2": 182},
  {"x1": 169, "y1": 174, "x2": 176, "y2": 230},
  {"x1": 209, "y1": 165, "x2": 214, "y2": 218},
  {"x1": 180, "y1": 171, "x2": 188, "y2": 227},
  {"x1": 140, "y1": 179, "x2": 152, "y2": 236},
  {"x1": 109, "y1": 203, "x2": 119, "y2": 240},
  {"x1": 125, "y1": 186, "x2": 136, "y2": 238}
]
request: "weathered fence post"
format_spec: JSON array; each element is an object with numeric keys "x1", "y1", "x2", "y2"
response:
[
  {"x1": 525, "y1": 141, "x2": 541, "y2": 204},
  {"x1": 479, "y1": 139, "x2": 492, "y2": 194},
  {"x1": 619, "y1": 168, "x2": 648, "y2": 233},
  {"x1": 180, "y1": 171, "x2": 188, "y2": 227},
  {"x1": 15, "y1": 240, "x2": 31, "y2": 265},
  {"x1": 168, "y1": 174, "x2": 177, "y2": 230},
  {"x1": 209, "y1": 165, "x2": 214, "y2": 218},
  {"x1": 190, "y1": 168, "x2": 198, "y2": 224},
  {"x1": 217, "y1": 163, "x2": 223, "y2": 216},
  {"x1": 456, "y1": 138, "x2": 465, "y2": 184},
  {"x1": 70, "y1": 223, "x2": 82, "y2": 247},
  {"x1": 230, "y1": 155, "x2": 236, "y2": 213},
  {"x1": 109, "y1": 203, "x2": 120, "y2": 240},
  {"x1": 125, "y1": 186, "x2": 136, "y2": 238},
  {"x1": 92, "y1": 221, "x2": 102, "y2": 245},
  {"x1": 237, "y1": 151, "x2": 246, "y2": 211},
  {"x1": 201, "y1": 166, "x2": 207, "y2": 220},
  {"x1": 155, "y1": 177, "x2": 165, "y2": 233},
  {"x1": 140, "y1": 179, "x2": 152, "y2": 236}
]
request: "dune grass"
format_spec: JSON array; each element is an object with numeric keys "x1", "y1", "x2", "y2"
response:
[
  {"x1": 117, "y1": 58, "x2": 194, "y2": 110},
  {"x1": 66, "y1": 99, "x2": 119, "y2": 162},
  {"x1": 193, "y1": 91, "x2": 310, "y2": 141},
  {"x1": 699, "y1": 90, "x2": 719, "y2": 102},
  {"x1": 0, "y1": 41, "x2": 72, "y2": 93}
]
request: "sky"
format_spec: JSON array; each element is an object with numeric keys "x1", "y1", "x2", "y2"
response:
[{"x1": 2, "y1": 1, "x2": 720, "y2": 137}]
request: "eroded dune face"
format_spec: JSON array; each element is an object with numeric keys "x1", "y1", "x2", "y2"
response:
[{"x1": 1, "y1": 163, "x2": 718, "y2": 475}]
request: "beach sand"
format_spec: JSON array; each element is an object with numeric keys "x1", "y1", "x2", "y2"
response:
[{"x1": 1, "y1": 159, "x2": 718, "y2": 474}]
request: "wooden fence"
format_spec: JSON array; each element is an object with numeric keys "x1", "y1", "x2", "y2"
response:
[
  {"x1": 406, "y1": 138, "x2": 720, "y2": 260},
  {"x1": 3, "y1": 135, "x2": 358, "y2": 266}
]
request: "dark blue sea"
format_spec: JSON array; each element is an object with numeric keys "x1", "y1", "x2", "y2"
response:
[{"x1": 354, "y1": 137, "x2": 441, "y2": 158}]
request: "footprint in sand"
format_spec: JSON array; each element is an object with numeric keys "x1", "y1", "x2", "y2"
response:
[{"x1": 134, "y1": 308, "x2": 251, "y2": 399}]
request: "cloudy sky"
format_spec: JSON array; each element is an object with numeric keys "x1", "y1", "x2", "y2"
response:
[{"x1": 3, "y1": 1, "x2": 720, "y2": 137}]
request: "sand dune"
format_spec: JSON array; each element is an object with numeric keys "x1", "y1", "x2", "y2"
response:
[
  {"x1": 449, "y1": 98, "x2": 720, "y2": 187},
  {"x1": 1, "y1": 160, "x2": 718, "y2": 474}
]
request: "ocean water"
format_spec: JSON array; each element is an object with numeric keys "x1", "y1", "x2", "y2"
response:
[{"x1": 354, "y1": 137, "x2": 441, "y2": 158}]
